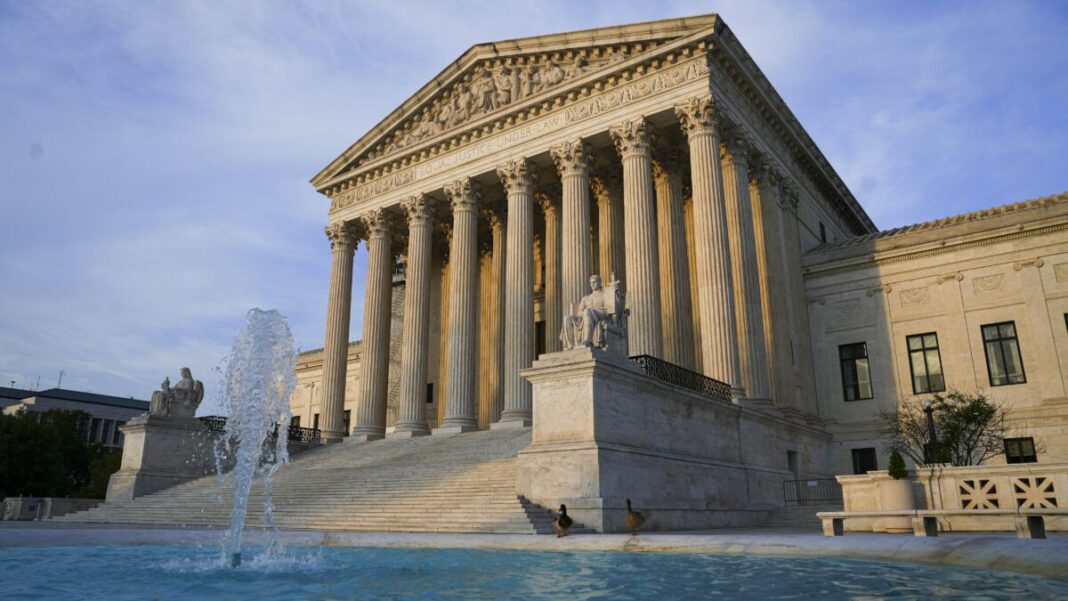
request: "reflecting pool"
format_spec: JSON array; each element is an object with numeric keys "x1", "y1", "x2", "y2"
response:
[{"x1": 3, "y1": 545, "x2": 1066, "y2": 600}]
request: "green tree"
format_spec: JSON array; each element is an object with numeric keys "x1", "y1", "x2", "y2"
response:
[
  {"x1": 887, "y1": 449, "x2": 908, "y2": 479},
  {"x1": 0, "y1": 409, "x2": 100, "y2": 498},
  {"x1": 881, "y1": 390, "x2": 1012, "y2": 467}
]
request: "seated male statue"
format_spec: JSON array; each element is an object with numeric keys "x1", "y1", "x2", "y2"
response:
[
  {"x1": 149, "y1": 367, "x2": 204, "y2": 418},
  {"x1": 560, "y1": 274, "x2": 625, "y2": 351}
]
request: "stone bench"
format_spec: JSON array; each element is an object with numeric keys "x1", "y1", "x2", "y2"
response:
[{"x1": 817, "y1": 509, "x2": 1065, "y2": 539}]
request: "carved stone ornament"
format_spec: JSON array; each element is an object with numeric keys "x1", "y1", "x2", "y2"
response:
[
  {"x1": 481, "y1": 205, "x2": 507, "y2": 230},
  {"x1": 361, "y1": 208, "x2": 395, "y2": 238},
  {"x1": 900, "y1": 286, "x2": 930, "y2": 306},
  {"x1": 560, "y1": 274, "x2": 628, "y2": 353},
  {"x1": 720, "y1": 135, "x2": 750, "y2": 167},
  {"x1": 549, "y1": 138, "x2": 592, "y2": 177},
  {"x1": 535, "y1": 191, "x2": 559, "y2": 217},
  {"x1": 674, "y1": 96, "x2": 717, "y2": 138},
  {"x1": 1013, "y1": 258, "x2": 1045, "y2": 271},
  {"x1": 149, "y1": 367, "x2": 204, "y2": 419},
  {"x1": 401, "y1": 194, "x2": 436, "y2": 225},
  {"x1": 973, "y1": 274, "x2": 1004, "y2": 294},
  {"x1": 496, "y1": 158, "x2": 535, "y2": 194},
  {"x1": 833, "y1": 299, "x2": 862, "y2": 318},
  {"x1": 324, "y1": 220, "x2": 359, "y2": 250},
  {"x1": 355, "y1": 48, "x2": 642, "y2": 166},
  {"x1": 1054, "y1": 262, "x2": 1068, "y2": 283},
  {"x1": 591, "y1": 173, "x2": 622, "y2": 205},
  {"x1": 609, "y1": 118, "x2": 653, "y2": 158},
  {"x1": 444, "y1": 177, "x2": 482, "y2": 211}
]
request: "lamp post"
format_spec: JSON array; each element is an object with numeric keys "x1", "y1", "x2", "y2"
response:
[{"x1": 923, "y1": 399, "x2": 938, "y2": 465}]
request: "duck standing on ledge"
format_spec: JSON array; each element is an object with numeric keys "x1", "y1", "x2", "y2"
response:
[
  {"x1": 625, "y1": 498, "x2": 645, "y2": 535},
  {"x1": 554, "y1": 504, "x2": 573, "y2": 538}
]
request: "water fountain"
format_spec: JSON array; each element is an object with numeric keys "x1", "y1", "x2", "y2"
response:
[{"x1": 215, "y1": 308, "x2": 296, "y2": 568}]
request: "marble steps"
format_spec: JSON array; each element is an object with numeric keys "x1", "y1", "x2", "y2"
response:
[
  {"x1": 762, "y1": 503, "x2": 841, "y2": 529},
  {"x1": 56, "y1": 428, "x2": 587, "y2": 534}
]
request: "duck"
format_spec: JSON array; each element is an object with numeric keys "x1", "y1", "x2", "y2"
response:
[
  {"x1": 554, "y1": 504, "x2": 573, "y2": 538},
  {"x1": 625, "y1": 498, "x2": 645, "y2": 535}
]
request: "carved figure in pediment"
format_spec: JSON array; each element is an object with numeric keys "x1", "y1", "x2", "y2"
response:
[
  {"x1": 474, "y1": 69, "x2": 496, "y2": 113},
  {"x1": 542, "y1": 62, "x2": 565, "y2": 88},
  {"x1": 452, "y1": 87, "x2": 472, "y2": 125},
  {"x1": 565, "y1": 56, "x2": 588, "y2": 80},
  {"x1": 493, "y1": 66, "x2": 514, "y2": 106}
]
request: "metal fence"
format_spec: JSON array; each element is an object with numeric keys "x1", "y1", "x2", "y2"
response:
[
  {"x1": 197, "y1": 416, "x2": 321, "y2": 444},
  {"x1": 629, "y1": 354, "x2": 732, "y2": 402},
  {"x1": 783, "y1": 478, "x2": 843, "y2": 505}
]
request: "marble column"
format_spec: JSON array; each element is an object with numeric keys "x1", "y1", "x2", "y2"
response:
[
  {"x1": 592, "y1": 173, "x2": 626, "y2": 286},
  {"x1": 351, "y1": 209, "x2": 395, "y2": 441},
  {"x1": 674, "y1": 97, "x2": 742, "y2": 397},
  {"x1": 653, "y1": 151, "x2": 696, "y2": 370},
  {"x1": 721, "y1": 134, "x2": 771, "y2": 404},
  {"x1": 495, "y1": 158, "x2": 535, "y2": 428},
  {"x1": 392, "y1": 195, "x2": 435, "y2": 437},
  {"x1": 435, "y1": 255, "x2": 451, "y2": 426},
  {"x1": 437, "y1": 178, "x2": 481, "y2": 434},
  {"x1": 780, "y1": 184, "x2": 819, "y2": 420},
  {"x1": 319, "y1": 220, "x2": 359, "y2": 442},
  {"x1": 750, "y1": 163, "x2": 793, "y2": 411},
  {"x1": 477, "y1": 207, "x2": 507, "y2": 426},
  {"x1": 609, "y1": 118, "x2": 663, "y2": 358},
  {"x1": 683, "y1": 197, "x2": 704, "y2": 370},
  {"x1": 537, "y1": 192, "x2": 562, "y2": 353},
  {"x1": 550, "y1": 139, "x2": 593, "y2": 313}
]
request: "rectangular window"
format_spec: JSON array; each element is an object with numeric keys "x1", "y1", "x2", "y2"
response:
[
  {"x1": 851, "y1": 448, "x2": 878, "y2": 474},
  {"x1": 342, "y1": 410, "x2": 351, "y2": 435},
  {"x1": 312, "y1": 413, "x2": 320, "y2": 430},
  {"x1": 907, "y1": 333, "x2": 945, "y2": 394},
  {"x1": 981, "y1": 321, "x2": 1026, "y2": 386},
  {"x1": 1005, "y1": 437, "x2": 1038, "y2": 464},
  {"x1": 290, "y1": 416, "x2": 301, "y2": 428},
  {"x1": 88, "y1": 417, "x2": 101, "y2": 443},
  {"x1": 426, "y1": 383, "x2": 434, "y2": 404},
  {"x1": 101, "y1": 420, "x2": 114, "y2": 444},
  {"x1": 839, "y1": 342, "x2": 873, "y2": 401},
  {"x1": 819, "y1": 222, "x2": 827, "y2": 243},
  {"x1": 112, "y1": 422, "x2": 124, "y2": 446}
]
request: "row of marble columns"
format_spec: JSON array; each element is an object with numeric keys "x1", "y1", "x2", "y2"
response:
[{"x1": 318, "y1": 94, "x2": 798, "y2": 441}]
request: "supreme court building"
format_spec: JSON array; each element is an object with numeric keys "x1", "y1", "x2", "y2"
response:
[{"x1": 290, "y1": 14, "x2": 1068, "y2": 477}]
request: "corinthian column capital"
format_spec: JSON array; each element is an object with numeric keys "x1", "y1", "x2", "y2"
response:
[
  {"x1": 719, "y1": 135, "x2": 751, "y2": 168},
  {"x1": 481, "y1": 205, "x2": 506, "y2": 231},
  {"x1": 401, "y1": 193, "x2": 436, "y2": 225},
  {"x1": 674, "y1": 96, "x2": 718, "y2": 138},
  {"x1": 360, "y1": 208, "x2": 395, "y2": 239},
  {"x1": 534, "y1": 191, "x2": 559, "y2": 218},
  {"x1": 549, "y1": 138, "x2": 591, "y2": 178},
  {"x1": 609, "y1": 117, "x2": 654, "y2": 158},
  {"x1": 444, "y1": 177, "x2": 482, "y2": 211},
  {"x1": 496, "y1": 158, "x2": 536, "y2": 194},
  {"x1": 749, "y1": 159, "x2": 782, "y2": 188},
  {"x1": 324, "y1": 220, "x2": 359, "y2": 250}
]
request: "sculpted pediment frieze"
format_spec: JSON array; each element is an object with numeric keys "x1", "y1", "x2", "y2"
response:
[{"x1": 339, "y1": 43, "x2": 665, "y2": 175}]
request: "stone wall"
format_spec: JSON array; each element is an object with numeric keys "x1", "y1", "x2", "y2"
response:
[{"x1": 516, "y1": 347, "x2": 832, "y2": 532}]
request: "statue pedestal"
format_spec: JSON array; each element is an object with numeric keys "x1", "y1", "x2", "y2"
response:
[{"x1": 106, "y1": 415, "x2": 217, "y2": 503}]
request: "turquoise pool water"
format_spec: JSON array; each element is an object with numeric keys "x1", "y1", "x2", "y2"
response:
[{"x1": 2, "y1": 545, "x2": 1066, "y2": 600}]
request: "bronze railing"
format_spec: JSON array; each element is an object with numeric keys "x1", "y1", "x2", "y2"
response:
[
  {"x1": 197, "y1": 416, "x2": 321, "y2": 444},
  {"x1": 629, "y1": 354, "x2": 732, "y2": 402}
]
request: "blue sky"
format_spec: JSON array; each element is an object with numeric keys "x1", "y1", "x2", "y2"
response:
[{"x1": 2, "y1": 1, "x2": 1066, "y2": 410}]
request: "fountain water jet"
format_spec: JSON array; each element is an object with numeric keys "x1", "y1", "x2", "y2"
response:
[{"x1": 216, "y1": 308, "x2": 296, "y2": 568}]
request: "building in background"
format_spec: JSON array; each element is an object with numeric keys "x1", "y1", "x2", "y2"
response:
[{"x1": 2, "y1": 387, "x2": 149, "y2": 450}]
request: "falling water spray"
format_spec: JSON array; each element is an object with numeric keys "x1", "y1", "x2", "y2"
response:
[{"x1": 217, "y1": 308, "x2": 295, "y2": 568}]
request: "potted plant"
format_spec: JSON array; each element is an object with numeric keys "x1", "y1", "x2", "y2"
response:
[{"x1": 876, "y1": 450, "x2": 915, "y2": 532}]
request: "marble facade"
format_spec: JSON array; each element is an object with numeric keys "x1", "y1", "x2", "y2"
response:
[{"x1": 289, "y1": 14, "x2": 1068, "y2": 481}]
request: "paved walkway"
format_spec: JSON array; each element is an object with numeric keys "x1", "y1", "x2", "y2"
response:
[{"x1": 2, "y1": 521, "x2": 1066, "y2": 580}]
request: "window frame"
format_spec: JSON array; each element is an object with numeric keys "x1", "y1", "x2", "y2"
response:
[
  {"x1": 981, "y1": 321, "x2": 1027, "y2": 387},
  {"x1": 851, "y1": 448, "x2": 878, "y2": 474},
  {"x1": 906, "y1": 332, "x2": 946, "y2": 394},
  {"x1": 1004, "y1": 437, "x2": 1038, "y2": 464},
  {"x1": 839, "y1": 342, "x2": 874, "y2": 401}
]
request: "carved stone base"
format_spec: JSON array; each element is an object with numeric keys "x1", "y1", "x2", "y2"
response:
[
  {"x1": 432, "y1": 424, "x2": 480, "y2": 436},
  {"x1": 348, "y1": 433, "x2": 385, "y2": 443},
  {"x1": 106, "y1": 415, "x2": 215, "y2": 503},
  {"x1": 489, "y1": 418, "x2": 532, "y2": 430},
  {"x1": 387, "y1": 428, "x2": 431, "y2": 439}
]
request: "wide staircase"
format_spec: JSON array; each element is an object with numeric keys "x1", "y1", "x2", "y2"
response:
[{"x1": 57, "y1": 428, "x2": 572, "y2": 534}]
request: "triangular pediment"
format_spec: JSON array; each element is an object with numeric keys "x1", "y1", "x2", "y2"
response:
[{"x1": 312, "y1": 14, "x2": 719, "y2": 189}]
